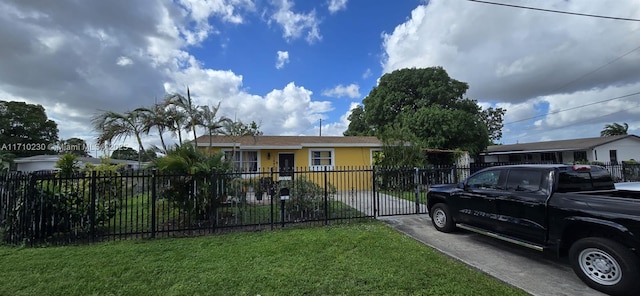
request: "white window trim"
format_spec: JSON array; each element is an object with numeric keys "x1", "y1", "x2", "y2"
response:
[
  {"x1": 309, "y1": 148, "x2": 335, "y2": 170},
  {"x1": 223, "y1": 149, "x2": 260, "y2": 173}
]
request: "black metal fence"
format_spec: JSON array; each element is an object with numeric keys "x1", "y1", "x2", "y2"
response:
[
  {"x1": 0, "y1": 168, "x2": 377, "y2": 246},
  {"x1": 1, "y1": 162, "x2": 638, "y2": 246}
]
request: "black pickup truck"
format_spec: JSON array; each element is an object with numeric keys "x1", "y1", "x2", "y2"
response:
[{"x1": 427, "y1": 164, "x2": 640, "y2": 296}]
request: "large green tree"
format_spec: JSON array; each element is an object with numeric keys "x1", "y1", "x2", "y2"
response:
[
  {"x1": 600, "y1": 122, "x2": 628, "y2": 137},
  {"x1": 0, "y1": 100, "x2": 59, "y2": 157},
  {"x1": 344, "y1": 67, "x2": 504, "y2": 156},
  {"x1": 343, "y1": 105, "x2": 374, "y2": 136},
  {"x1": 111, "y1": 146, "x2": 157, "y2": 162},
  {"x1": 57, "y1": 137, "x2": 90, "y2": 157}
]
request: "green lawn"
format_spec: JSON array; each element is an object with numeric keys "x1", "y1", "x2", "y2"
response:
[{"x1": 0, "y1": 221, "x2": 526, "y2": 296}]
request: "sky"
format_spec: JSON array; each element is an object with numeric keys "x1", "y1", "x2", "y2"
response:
[{"x1": 2, "y1": 0, "x2": 640, "y2": 156}]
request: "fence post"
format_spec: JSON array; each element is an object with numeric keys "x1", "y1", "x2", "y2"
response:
[
  {"x1": 90, "y1": 170, "x2": 97, "y2": 242},
  {"x1": 323, "y1": 166, "x2": 329, "y2": 225},
  {"x1": 209, "y1": 168, "x2": 216, "y2": 233},
  {"x1": 270, "y1": 168, "x2": 274, "y2": 230},
  {"x1": 414, "y1": 167, "x2": 420, "y2": 214},
  {"x1": 151, "y1": 169, "x2": 156, "y2": 239},
  {"x1": 372, "y1": 166, "x2": 377, "y2": 218}
]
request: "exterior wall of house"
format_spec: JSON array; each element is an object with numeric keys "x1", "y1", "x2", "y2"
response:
[
  {"x1": 201, "y1": 146, "x2": 378, "y2": 190},
  {"x1": 593, "y1": 138, "x2": 640, "y2": 163},
  {"x1": 485, "y1": 137, "x2": 640, "y2": 165},
  {"x1": 16, "y1": 160, "x2": 58, "y2": 172},
  {"x1": 261, "y1": 147, "x2": 375, "y2": 191},
  {"x1": 559, "y1": 150, "x2": 595, "y2": 164}
]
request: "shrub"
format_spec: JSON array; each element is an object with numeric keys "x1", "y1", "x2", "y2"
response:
[
  {"x1": 2, "y1": 159, "x2": 124, "y2": 245},
  {"x1": 152, "y1": 144, "x2": 232, "y2": 225},
  {"x1": 280, "y1": 177, "x2": 336, "y2": 221}
]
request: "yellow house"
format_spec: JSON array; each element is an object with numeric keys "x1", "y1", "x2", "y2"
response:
[{"x1": 194, "y1": 135, "x2": 383, "y2": 190}]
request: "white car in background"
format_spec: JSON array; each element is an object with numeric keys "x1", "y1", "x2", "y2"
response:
[{"x1": 615, "y1": 182, "x2": 640, "y2": 191}]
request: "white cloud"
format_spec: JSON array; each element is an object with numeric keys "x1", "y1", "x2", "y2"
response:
[
  {"x1": 269, "y1": 0, "x2": 321, "y2": 43},
  {"x1": 275, "y1": 50, "x2": 290, "y2": 69},
  {"x1": 178, "y1": 0, "x2": 254, "y2": 24},
  {"x1": 263, "y1": 82, "x2": 333, "y2": 132},
  {"x1": 322, "y1": 83, "x2": 361, "y2": 98},
  {"x1": 116, "y1": 56, "x2": 133, "y2": 66},
  {"x1": 362, "y1": 68, "x2": 372, "y2": 79},
  {"x1": 176, "y1": 0, "x2": 255, "y2": 45},
  {"x1": 381, "y1": 0, "x2": 640, "y2": 143},
  {"x1": 328, "y1": 0, "x2": 348, "y2": 14},
  {"x1": 0, "y1": 0, "x2": 337, "y2": 154}
]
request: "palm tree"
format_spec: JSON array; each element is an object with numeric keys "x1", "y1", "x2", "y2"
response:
[
  {"x1": 600, "y1": 122, "x2": 629, "y2": 137},
  {"x1": 165, "y1": 87, "x2": 200, "y2": 142},
  {"x1": 164, "y1": 103, "x2": 187, "y2": 145},
  {"x1": 135, "y1": 103, "x2": 171, "y2": 153},
  {"x1": 199, "y1": 102, "x2": 232, "y2": 152},
  {"x1": 91, "y1": 110, "x2": 146, "y2": 165}
]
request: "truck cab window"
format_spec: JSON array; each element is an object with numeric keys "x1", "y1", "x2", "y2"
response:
[
  {"x1": 506, "y1": 169, "x2": 542, "y2": 192},
  {"x1": 467, "y1": 170, "x2": 504, "y2": 190}
]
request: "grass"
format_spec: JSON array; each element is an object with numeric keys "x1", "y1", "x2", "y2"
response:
[
  {"x1": 0, "y1": 221, "x2": 527, "y2": 296},
  {"x1": 109, "y1": 195, "x2": 365, "y2": 233}
]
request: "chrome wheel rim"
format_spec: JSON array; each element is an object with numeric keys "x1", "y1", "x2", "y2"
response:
[
  {"x1": 578, "y1": 248, "x2": 622, "y2": 286},
  {"x1": 433, "y1": 208, "x2": 447, "y2": 228}
]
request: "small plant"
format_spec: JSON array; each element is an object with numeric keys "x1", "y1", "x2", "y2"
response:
[
  {"x1": 55, "y1": 153, "x2": 80, "y2": 178},
  {"x1": 281, "y1": 177, "x2": 336, "y2": 221}
]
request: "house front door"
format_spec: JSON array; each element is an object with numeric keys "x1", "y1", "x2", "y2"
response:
[{"x1": 279, "y1": 153, "x2": 294, "y2": 178}]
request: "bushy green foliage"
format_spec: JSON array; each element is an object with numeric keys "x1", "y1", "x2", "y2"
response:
[
  {"x1": 152, "y1": 144, "x2": 232, "y2": 224},
  {"x1": 280, "y1": 177, "x2": 337, "y2": 221},
  {"x1": 2, "y1": 159, "x2": 125, "y2": 244},
  {"x1": 345, "y1": 67, "x2": 504, "y2": 156},
  {"x1": 55, "y1": 153, "x2": 80, "y2": 178}
]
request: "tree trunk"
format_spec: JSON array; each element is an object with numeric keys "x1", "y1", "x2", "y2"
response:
[{"x1": 159, "y1": 132, "x2": 167, "y2": 154}]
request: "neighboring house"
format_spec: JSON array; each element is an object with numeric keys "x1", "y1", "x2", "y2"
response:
[
  {"x1": 482, "y1": 134, "x2": 640, "y2": 164},
  {"x1": 13, "y1": 155, "x2": 147, "y2": 172}
]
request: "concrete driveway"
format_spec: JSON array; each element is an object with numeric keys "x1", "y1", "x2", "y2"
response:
[{"x1": 379, "y1": 214, "x2": 607, "y2": 296}]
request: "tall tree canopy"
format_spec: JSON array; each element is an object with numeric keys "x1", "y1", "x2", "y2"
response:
[
  {"x1": 600, "y1": 122, "x2": 628, "y2": 137},
  {"x1": 57, "y1": 137, "x2": 90, "y2": 157},
  {"x1": 0, "y1": 100, "x2": 59, "y2": 157},
  {"x1": 344, "y1": 67, "x2": 504, "y2": 155}
]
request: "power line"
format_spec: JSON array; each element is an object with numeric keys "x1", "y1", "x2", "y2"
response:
[
  {"x1": 508, "y1": 100, "x2": 640, "y2": 142},
  {"x1": 505, "y1": 91, "x2": 640, "y2": 125},
  {"x1": 466, "y1": 0, "x2": 640, "y2": 22},
  {"x1": 500, "y1": 30, "x2": 640, "y2": 125}
]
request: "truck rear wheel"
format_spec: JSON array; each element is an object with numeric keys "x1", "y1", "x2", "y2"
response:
[
  {"x1": 569, "y1": 237, "x2": 640, "y2": 296},
  {"x1": 430, "y1": 203, "x2": 456, "y2": 233}
]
